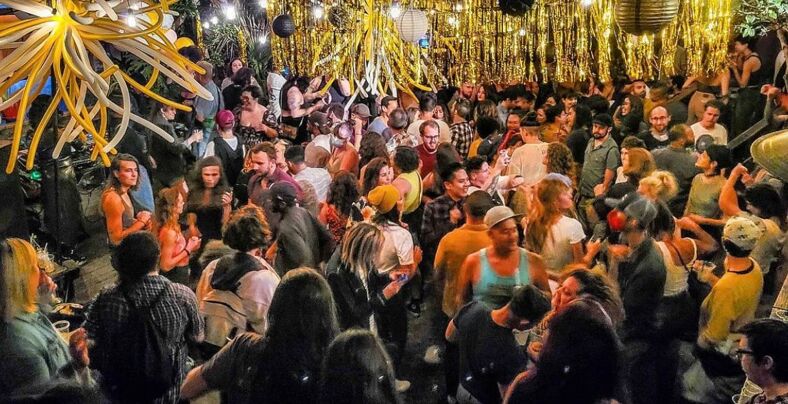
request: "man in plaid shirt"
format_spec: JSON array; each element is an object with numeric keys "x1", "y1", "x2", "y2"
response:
[
  {"x1": 449, "y1": 98, "x2": 474, "y2": 159},
  {"x1": 85, "y1": 232, "x2": 204, "y2": 404}
]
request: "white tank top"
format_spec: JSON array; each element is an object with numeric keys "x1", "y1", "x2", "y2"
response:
[{"x1": 656, "y1": 239, "x2": 697, "y2": 297}]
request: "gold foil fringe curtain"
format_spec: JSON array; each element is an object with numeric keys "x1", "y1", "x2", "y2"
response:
[{"x1": 266, "y1": 0, "x2": 732, "y2": 88}]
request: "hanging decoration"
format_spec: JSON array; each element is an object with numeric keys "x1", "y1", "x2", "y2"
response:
[
  {"x1": 218, "y1": 0, "x2": 733, "y2": 91},
  {"x1": 272, "y1": 13, "x2": 296, "y2": 37},
  {"x1": 0, "y1": 0, "x2": 211, "y2": 174}
]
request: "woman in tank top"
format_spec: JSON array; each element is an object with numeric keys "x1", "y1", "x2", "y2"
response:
[
  {"x1": 101, "y1": 154, "x2": 151, "y2": 247},
  {"x1": 154, "y1": 187, "x2": 201, "y2": 285}
]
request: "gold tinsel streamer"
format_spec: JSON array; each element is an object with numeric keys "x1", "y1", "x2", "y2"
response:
[
  {"x1": 237, "y1": 28, "x2": 247, "y2": 64},
  {"x1": 267, "y1": 0, "x2": 733, "y2": 89}
]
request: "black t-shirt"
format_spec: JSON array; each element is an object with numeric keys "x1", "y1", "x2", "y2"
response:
[
  {"x1": 567, "y1": 128, "x2": 590, "y2": 165},
  {"x1": 455, "y1": 301, "x2": 527, "y2": 404}
]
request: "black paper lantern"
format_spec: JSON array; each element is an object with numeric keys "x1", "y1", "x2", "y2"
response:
[
  {"x1": 272, "y1": 14, "x2": 296, "y2": 38},
  {"x1": 498, "y1": 0, "x2": 534, "y2": 17}
]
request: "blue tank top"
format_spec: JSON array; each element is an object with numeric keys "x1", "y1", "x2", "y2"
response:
[{"x1": 473, "y1": 248, "x2": 531, "y2": 309}]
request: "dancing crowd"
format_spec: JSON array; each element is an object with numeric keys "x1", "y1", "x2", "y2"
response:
[{"x1": 2, "y1": 31, "x2": 788, "y2": 404}]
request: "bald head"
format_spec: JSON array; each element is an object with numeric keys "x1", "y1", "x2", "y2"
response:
[{"x1": 649, "y1": 106, "x2": 670, "y2": 132}]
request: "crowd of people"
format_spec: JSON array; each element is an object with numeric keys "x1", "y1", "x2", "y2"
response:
[{"x1": 1, "y1": 31, "x2": 788, "y2": 404}]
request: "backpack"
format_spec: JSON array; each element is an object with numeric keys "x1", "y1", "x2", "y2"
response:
[
  {"x1": 104, "y1": 287, "x2": 175, "y2": 402},
  {"x1": 200, "y1": 289, "x2": 247, "y2": 348}
]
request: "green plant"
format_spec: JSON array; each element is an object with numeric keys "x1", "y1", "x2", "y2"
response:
[{"x1": 735, "y1": 0, "x2": 788, "y2": 37}]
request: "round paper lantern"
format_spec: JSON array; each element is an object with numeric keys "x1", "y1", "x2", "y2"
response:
[
  {"x1": 272, "y1": 14, "x2": 296, "y2": 38},
  {"x1": 498, "y1": 0, "x2": 534, "y2": 17},
  {"x1": 395, "y1": 9, "x2": 428, "y2": 43},
  {"x1": 615, "y1": 0, "x2": 679, "y2": 35}
]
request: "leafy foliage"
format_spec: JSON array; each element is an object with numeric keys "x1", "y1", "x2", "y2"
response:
[{"x1": 734, "y1": 0, "x2": 788, "y2": 37}]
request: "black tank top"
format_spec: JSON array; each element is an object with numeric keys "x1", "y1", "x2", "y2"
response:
[{"x1": 745, "y1": 53, "x2": 769, "y2": 87}]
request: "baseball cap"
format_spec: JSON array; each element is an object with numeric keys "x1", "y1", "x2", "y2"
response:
[
  {"x1": 484, "y1": 206, "x2": 520, "y2": 229},
  {"x1": 269, "y1": 181, "x2": 297, "y2": 203},
  {"x1": 351, "y1": 104, "x2": 371, "y2": 119},
  {"x1": 592, "y1": 113, "x2": 613, "y2": 128},
  {"x1": 605, "y1": 192, "x2": 657, "y2": 228},
  {"x1": 367, "y1": 185, "x2": 400, "y2": 214},
  {"x1": 216, "y1": 109, "x2": 234, "y2": 130},
  {"x1": 723, "y1": 216, "x2": 763, "y2": 251}
]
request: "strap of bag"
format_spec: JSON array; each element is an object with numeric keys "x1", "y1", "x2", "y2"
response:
[{"x1": 664, "y1": 240, "x2": 690, "y2": 272}]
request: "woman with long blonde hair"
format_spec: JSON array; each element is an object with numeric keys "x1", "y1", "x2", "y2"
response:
[
  {"x1": 525, "y1": 174, "x2": 586, "y2": 280},
  {"x1": 155, "y1": 187, "x2": 200, "y2": 285},
  {"x1": 0, "y1": 238, "x2": 88, "y2": 394}
]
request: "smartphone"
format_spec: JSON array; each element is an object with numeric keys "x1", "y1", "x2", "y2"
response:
[{"x1": 397, "y1": 273, "x2": 409, "y2": 282}]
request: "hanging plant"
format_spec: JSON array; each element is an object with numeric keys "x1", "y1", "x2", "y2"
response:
[{"x1": 734, "y1": 0, "x2": 788, "y2": 37}]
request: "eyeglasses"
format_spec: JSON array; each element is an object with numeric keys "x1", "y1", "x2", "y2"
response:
[
  {"x1": 735, "y1": 349, "x2": 755, "y2": 360},
  {"x1": 423, "y1": 135, "x2": 440, "y2": 140}
]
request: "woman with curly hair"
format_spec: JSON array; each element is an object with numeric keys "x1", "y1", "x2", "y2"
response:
[
  {"x1": 319, "y1": 171, "x2": 363, "y2": 244},
  {"x1": 155, "y1": 187, "x2": 201, "y2": 285},
  {"x1": 543, "y1": 142, "x2": 576, "y2": 187},
  {"x1": 358, "y1": 132, "x2": 389, "y2": 169}
]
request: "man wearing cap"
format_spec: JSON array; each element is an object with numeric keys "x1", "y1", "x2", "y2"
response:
[
  {"x1": 350, "y1": 103, "x2": 372, "y2": 148},
  {"x1": 267, "y1": 181, "x2": 333, "y2": 275},
  {"x1": 599, "y1": 194, "x2": 670, "y2": 404},
  {"x1": 579, "y1": 113, "x2": 620, "y2": 229},
  {"x1": 682, "y1": 216, "x2": 764, "y2": 403},
  {"x1": 204, "y1": 110, "x2": 245, "y2": 186},
  {"x1": 193, "y1": 60, "x2": 224, "y2": 158},
  {"x1": 387, "y1": 108, "x2": 419, "y2": 150},
  {"x1": 369, "y1": 96, "x2": 399, "y2": 136},
  {"x1": 455, "y1": 206, "x2": 550, "y2": 311},
  {"x1": 304, "y1": 111, "x2": 332, "y2": 169}
]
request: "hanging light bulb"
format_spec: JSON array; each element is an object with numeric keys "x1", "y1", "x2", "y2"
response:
[
  {"x1": 453, "y1": 3, "x2": 462, "y2": 12},
  {"x1": 259, "y1": 35, "x2": 268, "y2": 44},
  {"x1": 126, "y1": 13, "x2": 137, "y2": 28},
  {"x1": 312, "y1": 3, "x2": 324, "y2": 19},
  {"x1": 389, "y1": 2, "x2": 401, "y2": 19},
  {"x1": 518, "y1": 28, "x2": 526, "y2": 36},
  {"x1": 259, "y1": 0, "x2": 268, "y2": 8},
  {"x1": 210, "y1": 15, "x2": 219, "y2": 25},
  {"x1": 203, "y1": 21, "x2": 211, "y2": 29},
  {"x1": 580, "y1": 0, "x2": 594, "y2": 7},
  {"x1": 225, "y1": 5, "x2": 237, "y2": 20}
]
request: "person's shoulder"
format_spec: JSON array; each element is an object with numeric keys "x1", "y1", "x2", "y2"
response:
[{"x1": 167, "y1": 280, "x2": 198, "y2": 302}]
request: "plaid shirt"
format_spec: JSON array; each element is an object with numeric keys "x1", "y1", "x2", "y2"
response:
[
  {"x1": 85, "y1": 275, "x2": 204, "y2": 404},
  {"x1": 450, "y1": 121, "x2": 474, "y2": 159},
  {"x1": 748, "y1": 393, "x2": 788, "y2": 404},
  {"x1": 421, "y1": 195, "x2": 465, "y2": 248}
]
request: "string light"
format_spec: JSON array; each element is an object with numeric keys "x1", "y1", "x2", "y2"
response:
[
  {"x1": 224, "y1": 5, "x2": 236, "y2": 20},
  {"x1": 210, "y1": 15, "x2": 218, "y2": 25},
  {"x1": 580, "y1": 0, "x2": 594, "y2": 7},
  {"x1": 389, "y1": 2, "x2": 401, "y2": 19},
  {"x1": 203, "y1": 21, "x2": 211, "y2": 29},
  {"x1": 259, "y1": 0, "x2": 268, "y2": 8},
  {"x1": 125, "y1": 13, "x2": 137, "y2": 27},
  {"x1": 312, "y1": 3, "x2": 324, "y2": 19},
  {"x1": 259, "y1": 35, "x2": 268, "y2": 44}
]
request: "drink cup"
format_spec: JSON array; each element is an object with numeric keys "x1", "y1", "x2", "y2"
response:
[{"x1": 53, "y1": 320, "x2": 70, "y2": 343}]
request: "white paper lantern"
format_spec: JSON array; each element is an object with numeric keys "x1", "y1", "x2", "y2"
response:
[{"x1": 395, "y1": 9, "x2": 428, "y2": 43}]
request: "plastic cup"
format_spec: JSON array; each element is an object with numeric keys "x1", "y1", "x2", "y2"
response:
[{"x1": 53, "y1": 320, "x2": 70, "y2": 343}]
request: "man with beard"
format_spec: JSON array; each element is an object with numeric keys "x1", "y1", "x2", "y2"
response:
[
  {"x1": 578, "y1": 113, "x2": 620, "y2": 228},
  {"x1": 416, "y1": 120, "x2": 441, "y2": 178},
  {"x1": 638, "y1": 106, "x2": 672, "y2": 150}
]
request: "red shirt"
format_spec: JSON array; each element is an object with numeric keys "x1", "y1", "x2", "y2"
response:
[{"x1": 417, "y1": 144, "x2": 437, "y2": 178}]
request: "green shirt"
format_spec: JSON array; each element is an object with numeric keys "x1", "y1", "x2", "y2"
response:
[
  {"x1": 579, "y1": 136, "x2": 620, "y2": 198},
  {"x1": 685, "y1": 174, "x2": 726, "y2": 218},
  {"x1": 0, "y1": 310, "x2": 71, "y2": 395}
]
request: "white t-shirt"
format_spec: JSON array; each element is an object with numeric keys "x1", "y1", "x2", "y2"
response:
[
  {"x1": 294, "y1": 167, "x2": 331, "y2": 202},
  {"x1": 407, "y1": 119, "x2": 452, "y2": 144},
  {"x1": 507, "y1": 142, "x2": 548, "y2": 186},
  {"x1": 691, "y1": 122, "x2": 728, "y2": 145},
  {"x1": 376, "y1": 222, "x2": 414, "y2": 274},
  {"x1": 540, "y1": 216, "x2": 586, "y2": 275}
]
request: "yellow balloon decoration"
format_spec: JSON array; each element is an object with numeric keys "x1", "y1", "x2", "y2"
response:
[
  {"x1": 174, "y1": 36, "x2": 195, "y2": 49},
  {"x1": 0, "y1": 0, "x2": 212, "y2": 174}
]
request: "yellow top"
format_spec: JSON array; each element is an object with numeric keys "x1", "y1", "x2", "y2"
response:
[
  {"x1": 699, "y1": 259, "x2": 763, "y2": 345},
  {"x1": 434, "y1": 223, "x2": 491, "y2": 318},
  {"x1": 468, "y1": 138, "x2": 482, "y2": 158},
  {"x1": 398, "y1": 170, "x2": 422, "y2": 214}
]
